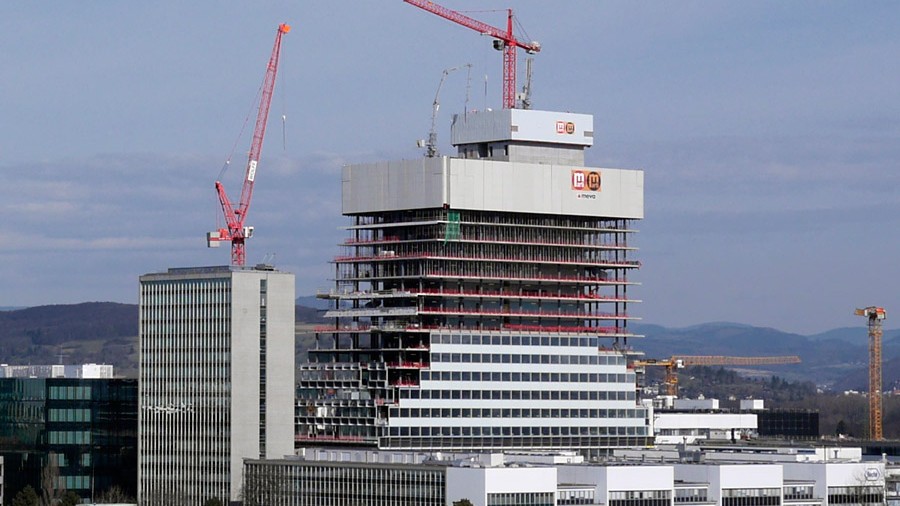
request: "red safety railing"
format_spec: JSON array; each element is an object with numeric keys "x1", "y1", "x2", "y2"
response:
[
  {"x1": 342, "y1": 235, "x2": 401, "y2": 245},
  {"x1": 386, "y1": 361, "x2": 428, "y2": 369},
  {"x1": 333, "y1": 252, "x2": 641, "y2": 268},
  {"x1": 423, "y1": 271, "x2": 632, "y2": 285},
  {"x1": 417, "y1": 288, "x2": 633, "y2": 302},
  {"x1": 295, "y1": 435, "x2": 366, "y2": 442},
  {"x1": 418, "y1": 307, "x2": 630, "y2": 319}
]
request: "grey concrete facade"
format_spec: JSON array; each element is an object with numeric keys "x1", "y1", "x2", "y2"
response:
[{"x1": 138, "y1": 265, "x2": 295, "y2": 505}]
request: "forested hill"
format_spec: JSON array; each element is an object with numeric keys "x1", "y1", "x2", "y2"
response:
[
  {"x1": 0, "y1": 301, "x2": 324, "y2": 377},
  {"x1": 0, "y1": 302, "x2": 896, "y2": 393}
]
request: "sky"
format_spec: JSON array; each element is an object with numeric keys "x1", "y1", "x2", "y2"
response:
[{"x1": 1, "y1": 2, "x2": 898, "y2": 335}]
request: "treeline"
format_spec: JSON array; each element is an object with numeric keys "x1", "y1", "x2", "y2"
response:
[{"x1": 675, "y1": 366, "x2": 900, "y2": 439}]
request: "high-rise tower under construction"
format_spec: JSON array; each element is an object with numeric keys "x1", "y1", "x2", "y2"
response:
[{"x1": 297, "y1": 108, "x2": 649, "y2": 456}]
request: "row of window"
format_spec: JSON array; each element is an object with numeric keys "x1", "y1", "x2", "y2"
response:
[
  {"x1": 609, "y1": 500, "x2": 671, "y2": 506},
  {"x1": 48, "y1": 430, "x2": 92, "y2": 445},
  {"x1": 487, "y1": 492, "x2": 555, "y2": 506},
  {"x1": 674, "y1": 488, "x2": 708, "y2": 503},
  {"x1": 610, "y1": 491, "x2": 671, "y2": 500},
  {"x1": 400, "y1": 388, "x2": 636, "y2": 401},
  {"x1": 432, "y1": 333, "x2": 627, "y2": 354},
  {"x1": 49, "y1": 408, "x2": 91, "y2": 423},
  {"x1": 421, "y1": 370, "x2": 634, "y2": 384},
  {"x1": 722, "y1": 487, "x2": 781, "y2": 506},
  {"x1": 49, "y1": 386, "x2": 92, "y2": 401},
  {"x1": 54, "y1": 453, "x2": 91, "y2": 467},
  {"x1": 782, "y1": 485, "x2": 813, "y2": 500},
  {"x1": 388, "y1": 407, "x2": 646, "y2": 420},
  {"x1": 827, "y1": 486, "x2": 884, "y2": 505},
  {"x1": 431, "y1": 351, "x2": 626, "y2": 367},
  {"x1": 57, "y1": 475, "x2": 91, "y2": 491},
  {"x1": 386, "y1": 425, "x2": 649, "y2": 437}
]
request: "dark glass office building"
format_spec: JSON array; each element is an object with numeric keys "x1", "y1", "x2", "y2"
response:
[
  {"x1": 756, "y1": 410, "x2": 819, "y2": 439},
  {"x1": 0, "y1": 378, "x2": 137, "y2": 503}
]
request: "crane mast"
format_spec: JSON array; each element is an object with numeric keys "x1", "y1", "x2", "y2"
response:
[
  {"x1": 855, "y1": 306, "x2": 886, "y2": 440},
  {"x1": 209, "y1": 23, "x2": 290, "y2": 266},
  {"x1": 404, "y1": 0, "x2": 540, "y2": 109}
]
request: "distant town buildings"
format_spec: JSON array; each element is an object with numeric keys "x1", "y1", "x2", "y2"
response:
[
  {"x1": 0, "y1": 363, "x2": 114, "y2": 379},
  {"x1": 138, "y1": 265, "x2": 295, "y2": 505}
]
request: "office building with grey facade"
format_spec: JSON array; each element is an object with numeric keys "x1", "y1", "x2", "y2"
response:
[
  {"x1": 298, "y1": 108, "x2": 649, "y2": 456},
  {"x1": 138, "y1": 265, "x2": 295, "y2": 505}
]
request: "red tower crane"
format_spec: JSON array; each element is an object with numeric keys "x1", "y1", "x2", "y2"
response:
[
  {"x1": 404, "y1": 0, "x2": 540, "y2": 109},
  {"x1": 208, "y1": 23, "x2": 290, "y2": 266}
]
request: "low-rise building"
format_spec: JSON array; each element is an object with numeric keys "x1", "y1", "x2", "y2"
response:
[
  {"x1": 0, "y1": 363, "x2": 114, "y2": 379},
  {"x1": 886, "y1": 464, "x2": 900, "y2": 506},
  {"x1": 243, "y1": 446, "x2": 887, "y2": 506},
  {"x1": 654, "y1": 412, "x2": 757, "y2": 444}
]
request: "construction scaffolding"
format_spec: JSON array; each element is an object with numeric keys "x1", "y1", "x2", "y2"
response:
[
  {"x1": 297, "y1": 207, "x2": 641, "y2": 444},
  {"x1": 294, "y1": 107, "x2": 648, "y2": 453}
]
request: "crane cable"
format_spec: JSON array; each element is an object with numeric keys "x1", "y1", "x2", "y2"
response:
[
  {"x1": 217, "y1": 81, "x2": 265, "y2": 182},
  {"x1": 214, "y1": 76, "x2": 265, "y2": 231}
]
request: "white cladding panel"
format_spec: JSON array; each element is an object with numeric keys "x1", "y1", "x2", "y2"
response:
[
  {"x1": 606, "y1": 466, "x2": 674, "y2": 491},
  {"x1": 342, "y1": 157, "x2": 643, "y2": 219},
  {"x1": 451, "y1": 109, "x2": 594, "y2": 146},
  {"x1": 342, "y1": 158, "x2": 445, "y2": 215},
  {"x1": 740, "y1": 399, "x2": 765, "y2": 410},
  {"x1": 719, "y1": 464, "x2": 783, "y2": 489},
  {"x1": 447, "y1": 467, "x2": 557, "y2": 506},
  {"x1": 654, "y1": 413, "x2": 758, "y2": 430},
  {"x1": 558, "y1": 465, "x2": 673, "y2": 504},
  {"x1": 674, "y1": 399, "x2": 720, "y2": 410},
  {"x1": 783, "y1": 462, "x2": 885, "y2": 487}
]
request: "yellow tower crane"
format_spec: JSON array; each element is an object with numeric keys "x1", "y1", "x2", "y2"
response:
[
  {"x1": 855, "y1": 306, "x2": 886, "y2": 440},
  {"x1": 633, "y1": 355, "x2": 802, "y2": 397}
]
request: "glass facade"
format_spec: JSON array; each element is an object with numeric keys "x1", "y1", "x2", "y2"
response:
[
  {"x1": 0, "y1": 378, "x2": 137, "y2": 504},
  {"x1": 487, "y1": 491, "x2": 555, "y2": 506},
  {"x1": 827, "y1": 485, "x2": 883, "y2": 505},
  {"x1": 243, "y1": 459, "x2": 446, "y2": 506},
  {"x1": 139, "y1": 274, "x2": 234, "y2": 506},
  {"x1": 721, "y1": 488, "x2": 781, "y2": 506}
]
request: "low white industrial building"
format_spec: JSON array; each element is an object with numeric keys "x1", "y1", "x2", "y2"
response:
[
  {"x1": 653, "y1": 412, "x2": 758, "y2": 444},
  {"x1": 243, "y1": 445, "x2": 887, "y2": 506}
]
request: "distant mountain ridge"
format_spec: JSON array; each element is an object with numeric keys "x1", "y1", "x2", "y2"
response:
[
  {"x1": 630, "y1": 321, "x2": 900, "y2": 391},
  {"x1": 0, "y1": 301, "x2": 894, "y2": 391}
]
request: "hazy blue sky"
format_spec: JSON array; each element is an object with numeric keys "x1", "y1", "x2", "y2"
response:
[{"x1": 1, "y1": 2, "x2": 897, "y2": 334}]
